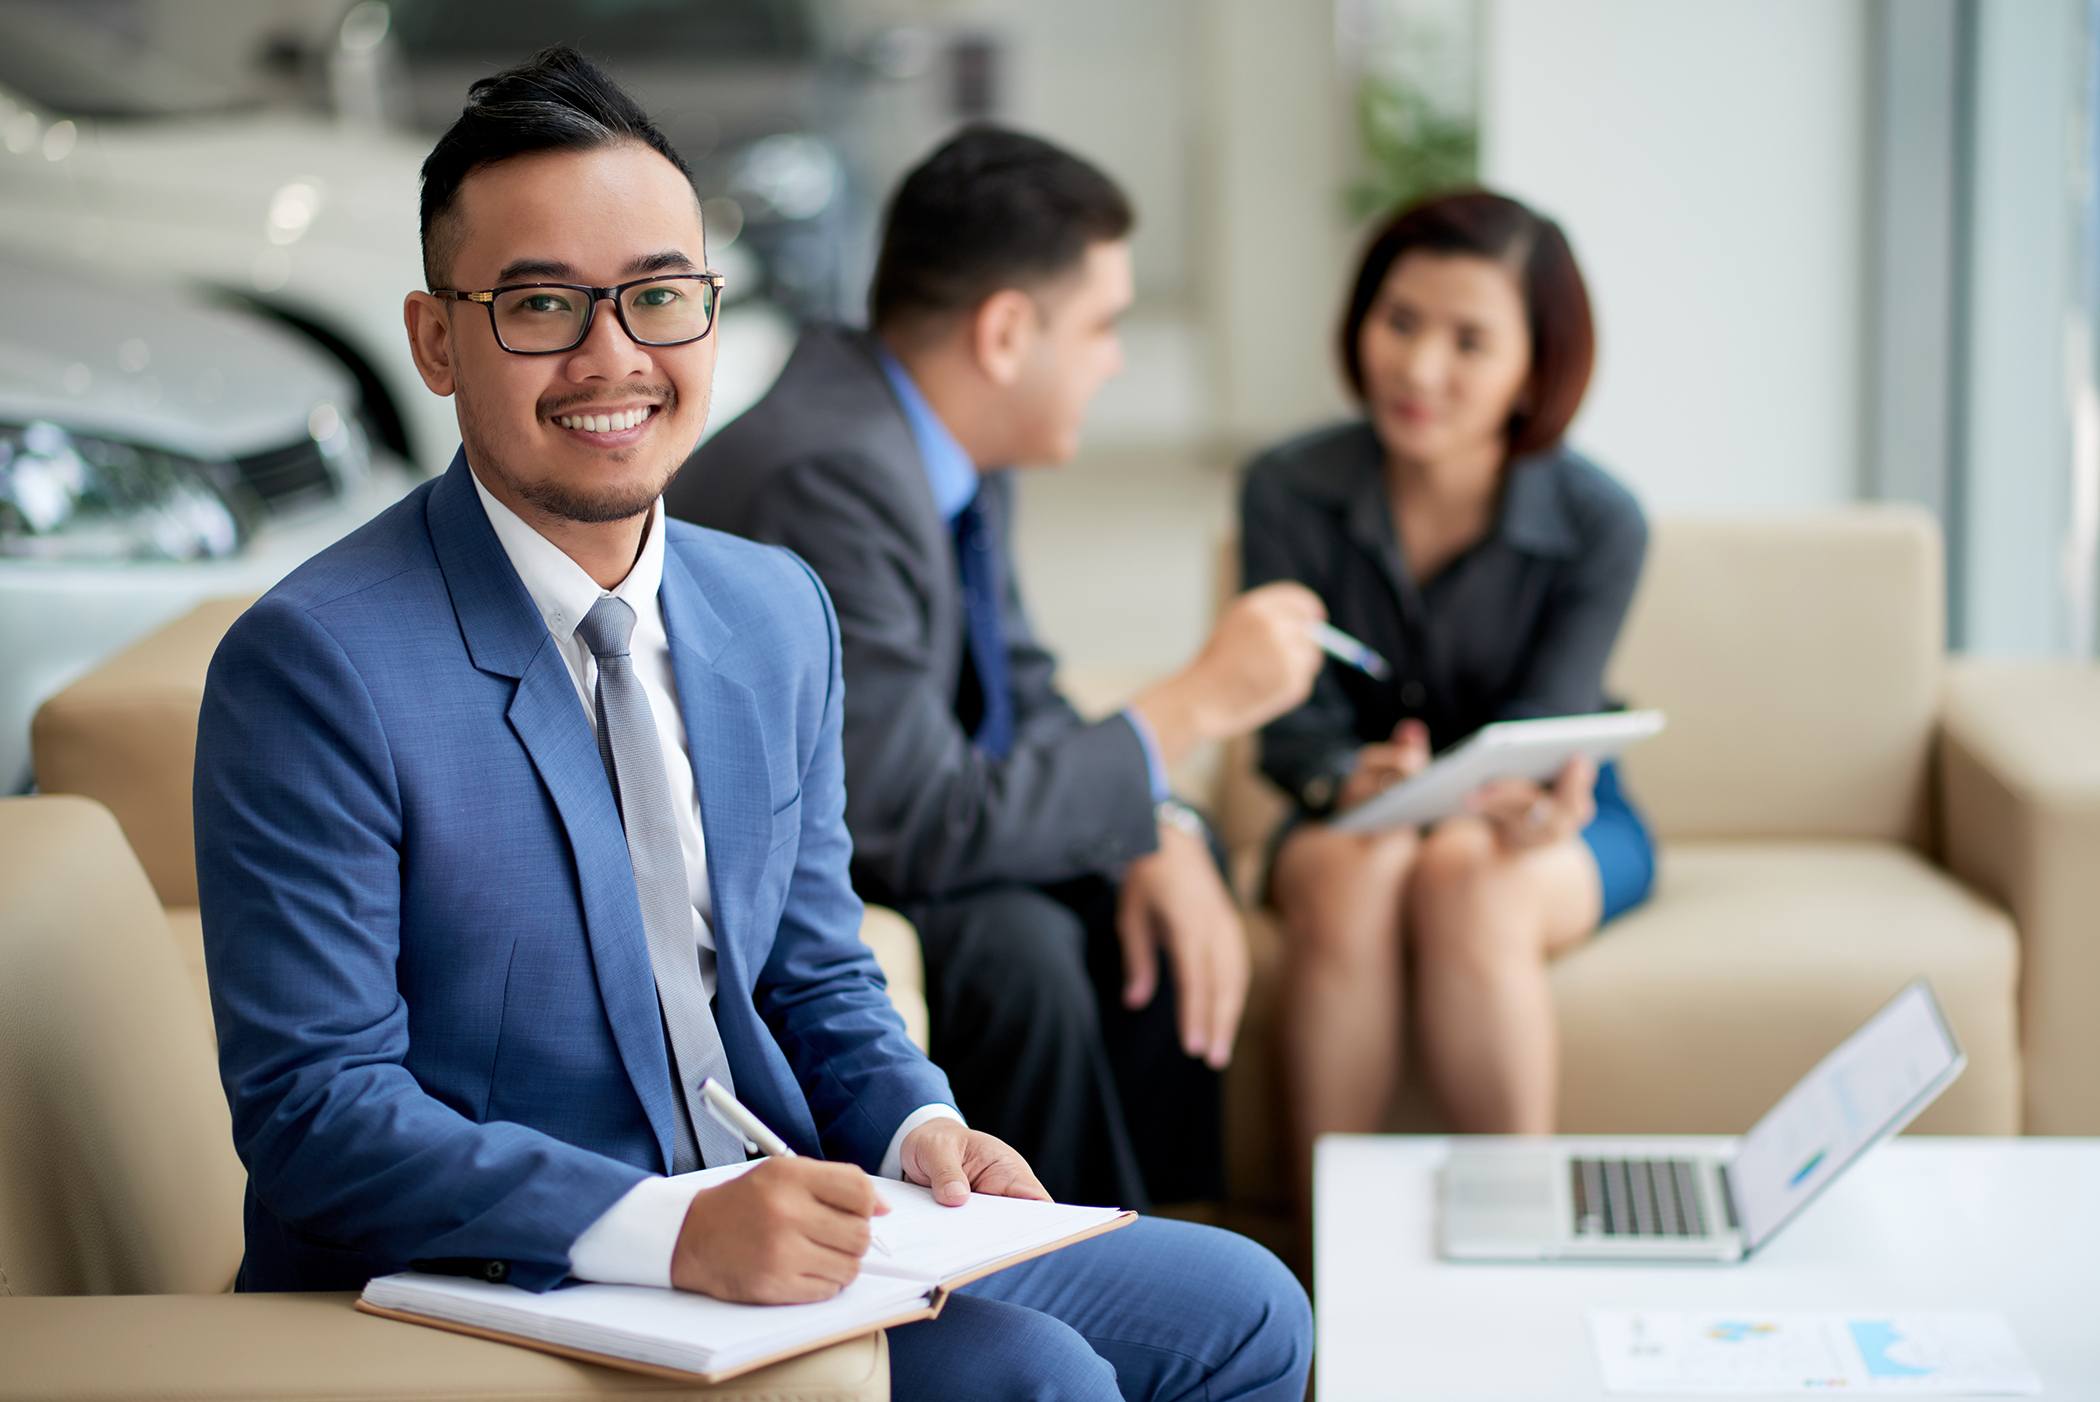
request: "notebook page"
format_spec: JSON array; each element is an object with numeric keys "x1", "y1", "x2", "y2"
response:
[
  {"x1": 861, "y1": 1180, "x2": 1127, "y2": 1283},
  {"x1": 362, "y1": 1269, "x2": 931, "y2": 1375}
]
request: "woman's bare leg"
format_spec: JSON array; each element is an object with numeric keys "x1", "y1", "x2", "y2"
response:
[
  {"x1": 1406, "y1": 818, "x2": 1601, "y2": 1135},
  {"x1": 1272, "y1": 823, "x2": 1419, "y2": 1227}
]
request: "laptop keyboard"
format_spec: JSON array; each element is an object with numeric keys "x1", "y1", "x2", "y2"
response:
[{"x1": 1570, "y1": 1157, "x2": 1711, "y2": 1238}]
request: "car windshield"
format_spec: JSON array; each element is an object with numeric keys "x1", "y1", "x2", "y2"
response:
[
  {"x1": 388, "y1": 0, "x2": 818, "y2": 59},
  {"x1": 0, "y1": 6, "x2": 266, "y2": 119}
]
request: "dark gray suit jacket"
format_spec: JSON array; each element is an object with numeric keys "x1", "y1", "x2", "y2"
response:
[{"x1": 669, "y1": 325, "x2": 1158, "y2": 905}]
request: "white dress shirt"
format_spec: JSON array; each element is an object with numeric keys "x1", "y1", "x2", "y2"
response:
[{"x1": 467, "y1": 471, "x2": 959, "y2": 1288}]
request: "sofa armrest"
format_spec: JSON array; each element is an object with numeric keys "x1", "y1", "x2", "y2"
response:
[
  {"x1": 859, "y1": 906, "x2": 929, "y2": 1053},
  {"x1": 0, "y1": 1293, "x2": 887, "y2": 1401},
  {"x1": 29, "y1": 596, "x2": 253, "y2": 907},
  {"x1": 1938, "y1": 659, "x2": 2100, "y2": 1134}
]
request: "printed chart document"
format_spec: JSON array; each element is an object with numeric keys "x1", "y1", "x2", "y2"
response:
[
  {"x1": 357, "y1": 1168, "x2": 1133, "y2": 1383},
  {"x1": 1588, "y1": 1310, "x2": 2040, "y2": 1395}
]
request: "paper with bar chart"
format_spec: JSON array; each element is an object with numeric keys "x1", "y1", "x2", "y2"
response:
[{"x1": 1588, "y1": 1311, "x2": 2039, "y2": 1394}]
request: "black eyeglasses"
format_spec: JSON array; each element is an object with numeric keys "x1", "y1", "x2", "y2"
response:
[{"x1": 431, "y1": 272, "x2": 726, "y2": 354}]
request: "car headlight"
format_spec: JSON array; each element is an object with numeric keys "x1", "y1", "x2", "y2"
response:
[{"x1": 0, "y1": 420, "x2": 255, "y2": 562}]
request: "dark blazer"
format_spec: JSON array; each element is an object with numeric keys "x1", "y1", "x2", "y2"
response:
[
  {"x1": 668, "y1": 326, "x2": 1157, "y2": 905},
  {"x1": 194, "y1": 452, "x2": 949, "y2": 1293},
  {"x1": 1241, "y1": 422, "x2": 1648, "y2": 814}
]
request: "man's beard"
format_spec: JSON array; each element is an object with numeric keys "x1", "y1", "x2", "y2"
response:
[
  {"x1": 511, "y1": 465, "x2": 670, "y2": 524},
  {"x1": 458, "y1": 379, "x2": 685, "y2": 525}
]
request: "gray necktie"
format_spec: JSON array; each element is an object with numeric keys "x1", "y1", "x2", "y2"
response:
[{"x1": 576, "y1": 595, "x2": 746, "y2": 1171}]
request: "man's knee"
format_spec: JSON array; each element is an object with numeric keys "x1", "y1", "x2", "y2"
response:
[
  {"x1": 890, "y1": 1295, "x2": 1119, "y2": 1402},
  {"x1": 1203, "y1": 1229, "x2": 1314, "y2": 1392},
  {"x1": 923, "y1": 886, "x2": 1099, "y2": 1032}
]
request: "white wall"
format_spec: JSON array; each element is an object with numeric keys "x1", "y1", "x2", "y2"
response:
[
  {"x1": 1199, "y1": 0, "x2": 1357, "y2": 452},
  {"x1": 1480, "y1": 0, "x2": 1872, "y2": 513}
]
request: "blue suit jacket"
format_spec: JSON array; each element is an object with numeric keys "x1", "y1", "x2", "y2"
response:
[{"x1": 194, "y1": 452, "x2": 952, "y2": 1292}]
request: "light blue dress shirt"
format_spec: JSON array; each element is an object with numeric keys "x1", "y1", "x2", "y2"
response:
[{"x1": 875, "y1": 347, "x2": 1169, "y2": 802}]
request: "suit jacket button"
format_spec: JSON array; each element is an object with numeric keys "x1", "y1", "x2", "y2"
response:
[{"x1": 484, "y1": 1260, "x2": 509, "y2": 1283}]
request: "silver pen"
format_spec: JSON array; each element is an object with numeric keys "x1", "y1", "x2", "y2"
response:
[
  {"x1": 698, "y1": 1077, "x2": 891, "y2": 1255},
  {"x1": 1307, "y1": 621, "x2": 1393, "y2": 681},
  {"x1": 698, "y1": 1077, "x2": 796, "y2": 1159}
]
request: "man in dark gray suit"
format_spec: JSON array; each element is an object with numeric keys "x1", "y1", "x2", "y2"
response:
[{"x1": 669, "y1": 127, "x2": 1323, "y2": 1207}]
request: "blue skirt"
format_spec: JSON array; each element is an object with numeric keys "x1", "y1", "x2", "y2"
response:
[{"x1": 1583, "y1": 761, "x2": 1656, "y2": 925}]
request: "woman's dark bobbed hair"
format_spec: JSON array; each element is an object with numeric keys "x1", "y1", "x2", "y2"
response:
[{"x1": 1339, "y1": 189, "x2": 1595, "y2": 458}]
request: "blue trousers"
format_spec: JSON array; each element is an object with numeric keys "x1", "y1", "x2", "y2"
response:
[{"x1": 885, "y1": 1216, "x2": 1312, "y2": 1400}]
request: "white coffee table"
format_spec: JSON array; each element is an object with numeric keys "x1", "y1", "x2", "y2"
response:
[{"x1": 1314, "y1": 1135, "x2": 2100, "y2": 1400}]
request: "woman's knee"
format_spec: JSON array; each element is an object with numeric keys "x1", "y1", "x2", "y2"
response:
[
  {"x1": 1274, "y1": 826, "x2": 1416, "y2": 962},
  {"x1": 1407, "y1": 822, "x2": 1541, "y2": 964}
]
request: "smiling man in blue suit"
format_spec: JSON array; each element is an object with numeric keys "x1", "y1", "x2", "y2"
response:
[{"x1": 191, "y1": 46, "x2": 1308, "y2": 1401}]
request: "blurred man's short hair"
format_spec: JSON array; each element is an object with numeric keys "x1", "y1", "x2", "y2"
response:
[{"x1": 868, "y1": 125, "x2": 1133, "y2": 331}]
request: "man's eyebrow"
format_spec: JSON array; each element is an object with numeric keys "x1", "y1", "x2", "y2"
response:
[
  {"x1": 625, "y1": 249, "x2": 698, "y2": 276},
  {"x1": 488, "y1": 251, "x2": 698, "y2": 285},
  {"x1": 494, "y1": 257, "x2": 574, "y2": 284}
]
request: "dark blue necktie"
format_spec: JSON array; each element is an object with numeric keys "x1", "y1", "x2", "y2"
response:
[{"x1": 954, "y1": 492, "x2": 1015, "y2": 760}]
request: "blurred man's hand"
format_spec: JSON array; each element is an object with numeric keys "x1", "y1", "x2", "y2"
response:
[{"x1": 1117, "y1": 821, "x2": 1250, "y2": 1069}]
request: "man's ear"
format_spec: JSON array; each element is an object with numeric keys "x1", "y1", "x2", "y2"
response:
[
  {"x1": 967, "y1": 288, "x2": 1037, "y2": 388},
  {"x1": 403, "y1": 292, "x2": 458, "y2": 398}
]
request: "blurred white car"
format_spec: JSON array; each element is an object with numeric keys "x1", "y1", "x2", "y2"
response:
[
  {"x1": 0, "y1": 6, "x2": 792, "y2": 478},
  {"x1": 0, "y1": 248, "x2": 417, "y2": 792}
]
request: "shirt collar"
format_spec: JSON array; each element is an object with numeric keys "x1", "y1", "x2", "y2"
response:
[
  {"x1": 467, "y1": 462, "x2": 668, "y2": 646},
  {"x1": 875, "y1": 345, "x2": 980, "y2": 522},
  {"x1": 1338, "y1": 427, "x2": 1581, "y2": 562},
  {"x1": 1491, "y1": 452, "x2": 1581, "y2": 558}
]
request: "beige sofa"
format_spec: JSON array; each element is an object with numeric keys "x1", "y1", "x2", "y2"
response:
[
  {"x1": 1072, "y1": 506, "x2": 2099, "y2": 1225},
  {"x1": 0, "y1": 794, "x2": 888, "y2": 1401}
]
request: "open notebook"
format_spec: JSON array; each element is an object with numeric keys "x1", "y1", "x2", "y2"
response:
[{"x1": 355, "y1": 1165, "x2": 1135, "y2": 1384}]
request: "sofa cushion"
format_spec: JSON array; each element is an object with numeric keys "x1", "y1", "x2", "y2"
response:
[
  {"x1": 1607, "y1": 510, "x2": 1942, "y2": 846},
  {"x1": 1550, "y1": 841, "x2": 2020, "y2": 1137},
  {"x1": 0, "y1": 797, "x2": 245, "y2": 1295}
]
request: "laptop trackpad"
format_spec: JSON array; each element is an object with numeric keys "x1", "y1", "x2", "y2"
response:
[{"x1": 1441, "y1": 1152, "x2": 1561, "y2": 1247}]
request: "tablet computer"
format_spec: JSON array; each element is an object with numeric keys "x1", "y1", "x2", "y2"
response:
[{"x1": 1328, "y1": 710, "x2": 1666, "y2": 834}]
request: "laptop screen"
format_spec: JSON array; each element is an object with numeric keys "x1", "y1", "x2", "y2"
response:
[{"x1": 1731, "y1": 981, "x2": 1965, "y2": 1253}]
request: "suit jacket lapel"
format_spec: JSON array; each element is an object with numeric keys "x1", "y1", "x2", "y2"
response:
[
  {"x1": 425, "y1": 454, "x2": 681, "y2": 1171},
  {"x1": 657, "y1": 547, "x2": 769, "y2": 991}
]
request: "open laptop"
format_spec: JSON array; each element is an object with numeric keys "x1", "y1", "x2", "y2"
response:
[{"x1": 1438, "y1": 979, "x2": 1964, "y2": 1262}]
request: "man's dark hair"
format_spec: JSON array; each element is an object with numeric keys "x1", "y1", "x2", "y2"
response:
[
  {"x1": 868, "y1": 125, "x2": 1133, "y2": 331},
  {"x1": 418, "y1": 45, "x2": 693, "y2": 287}
]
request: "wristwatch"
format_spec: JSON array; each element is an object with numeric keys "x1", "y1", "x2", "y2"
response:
[{"x1": 1155, "y1": 798, "x2": 1208, "y2": 841}]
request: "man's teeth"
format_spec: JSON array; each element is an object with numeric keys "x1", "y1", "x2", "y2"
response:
[{"x1": 554, "y1": 406, "x2": 653, "y2": 433}]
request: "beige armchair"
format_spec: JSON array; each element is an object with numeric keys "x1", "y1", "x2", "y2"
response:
[
  {"x1": 0, "y1": 795, "x2": 887, "y2": 1401},
  {"x1": 13, "y1": 596, "x2": 934, "y2": 1399},
  {"x1": 1070, "y1": 506, "x2": 2097, "y2": 1227}
]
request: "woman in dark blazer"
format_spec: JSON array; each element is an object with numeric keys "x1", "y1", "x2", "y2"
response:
[{"x1": 1241, "y1": 191, "x2": 1655, "y2": 1195}]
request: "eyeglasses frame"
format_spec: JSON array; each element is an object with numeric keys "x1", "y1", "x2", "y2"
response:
[{"x1": 430, "y1": 271, "x2": 727, "y2": 355}]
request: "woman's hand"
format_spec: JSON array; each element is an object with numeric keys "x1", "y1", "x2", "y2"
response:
[
  {"x1": 1466, "y1": 755, "x2": 1597, "y2": 852},
  {"x1": 1336, "y1": 720, "x2": 1432, "y2": 812}
]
